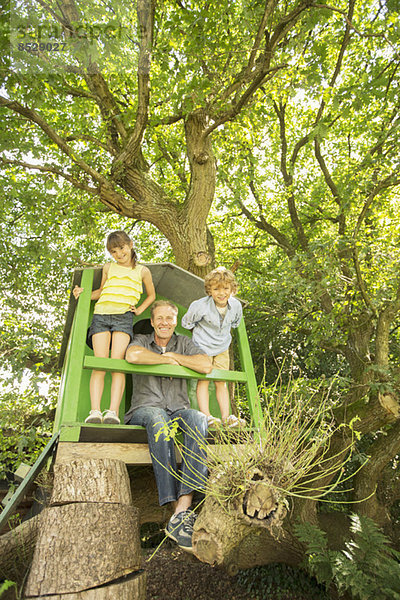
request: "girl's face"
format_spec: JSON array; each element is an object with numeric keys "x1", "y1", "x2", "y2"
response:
[{"x1": 109, "y1": 242, "x2": 133, "y2": 266}]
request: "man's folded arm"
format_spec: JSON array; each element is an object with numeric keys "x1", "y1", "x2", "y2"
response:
[
  {"x1": 164, "y1": 352, "x2": 212, "y2": 374},
  {"x1": 126, "y1": 345, "x2": 179, "y2": 366}
]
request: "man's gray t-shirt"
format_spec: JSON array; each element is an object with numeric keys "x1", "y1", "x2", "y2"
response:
[{"x1": 124, "y1": 332, "x2": 206, "y2": 423}]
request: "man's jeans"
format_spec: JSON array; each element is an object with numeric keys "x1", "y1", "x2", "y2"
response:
[{"x1": 129, "y1": 406, "x2": 208, "y2": 505}]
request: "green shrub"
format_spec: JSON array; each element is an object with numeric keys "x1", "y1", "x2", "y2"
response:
[
  {"x1": 0, "y1": 580, "x2": 17, "y2": 598},
  {"x1": 0, "y1": 388, "x2": 54, "y2": 479},
  {"x1": 295, "y1": 514, "x2": 400, "y2": 600},
  {"x1": 236, "y1": 562, "x2": 329, "y2": 599}
]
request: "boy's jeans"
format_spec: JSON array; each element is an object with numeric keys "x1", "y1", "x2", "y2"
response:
[{"x1": 129, "y1": 406, "x2": 208, "y2": 505}]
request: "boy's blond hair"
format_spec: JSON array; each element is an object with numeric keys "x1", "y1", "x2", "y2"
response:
[{"x1": 204, "y1": 267, "x2": 238, "y2": 295}]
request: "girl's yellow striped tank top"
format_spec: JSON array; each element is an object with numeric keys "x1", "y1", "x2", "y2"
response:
[{"x1": 94, "y1": 263, "x2": 143, "y2": 315}]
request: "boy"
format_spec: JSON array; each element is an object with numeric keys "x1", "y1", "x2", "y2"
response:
[{"x1": 181, "y1": 267, "x2": 245, "y2": 427}]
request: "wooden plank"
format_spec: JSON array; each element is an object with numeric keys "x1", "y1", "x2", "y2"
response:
[
  {"x1": 56, "y1": 441, "x2": 248, "y2": 466},
  {"x1": 58, "y1": 424, "x2": 148, "y2": 444},
  {"x1": 56, "y1": 442, "x2": 154, "y2": 465},
  {"x1": 83, "y1": 355, "x2": 248, "y2": 382}
]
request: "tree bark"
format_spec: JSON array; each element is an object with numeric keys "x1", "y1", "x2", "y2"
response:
[
  {"x1": 193, "y1": 467, "x2": 289, "y2": 570},
  {"x1": 51, "y1": 458, "x2": 132, "y2": 505},
  {"x1": 0, "y1": 515, "x2": 40, "y2": 585},
  {"x1": 24, "y1": 458, "x2": 145, "y2": 599},
  {"x1": 30, "y1": 573, "x2": 146, "y2": 600},
  {"x1": 193, "y1": 495, "x2": 302, "y2": 573},
  {"x1": 353, "y1": 420, "x2": 400, "y2": 529}
]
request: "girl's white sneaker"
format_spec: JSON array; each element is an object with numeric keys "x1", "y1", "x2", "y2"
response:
[
  {"x1": 85, "y1": 409, "x2": 102, "y2": 424},
  {"x1": 102, "y1": 410, "x2": 120, "y2": 424}
]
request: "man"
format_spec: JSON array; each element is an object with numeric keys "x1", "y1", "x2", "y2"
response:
[{"x1": 125, "y1": 300, "x2": 212, "y2": 552}]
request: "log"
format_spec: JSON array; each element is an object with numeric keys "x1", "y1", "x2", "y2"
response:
[
  {"x1": 0, "y1": 514, "x2": 40, "y2": 584},
  {"x1": 25, "y1": 504, "x2": 141, "y2": 596},
  {"x1": 193, "y1": 497, "x2": 251, "y2": 566},
  {"x1": 233, "y1": 468, "x2": 287, "y2": 528},
  {"x1": 24, "y1": 458, "x2": 145, "y2": 599},
  {"x1": 28, "y1": 571, "x2": 146, "y2": 600},
  {"x1": 51, "y1": 458, "x2": 132, "y2": 505},
  {"x1": 193, "y1": 495, "x2": 300, "y2": 572},
  {"x1": 193, "y1": 467, "x2": 288, "y2": 569}
]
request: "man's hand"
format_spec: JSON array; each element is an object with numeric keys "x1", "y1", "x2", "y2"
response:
[
  {"x1": 164, "y1": 352, "x2": 212, "y2": 374},
  {"x1": 163, "y1": 353, "x2": 180, "y2": 365},
  {"x1": 126, "y1": 345, "x2": 179, "y2": 365}
]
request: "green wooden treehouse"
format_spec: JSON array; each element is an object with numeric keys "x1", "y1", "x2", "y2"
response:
[{"x1": 54, "y1": 263, "x2": 262, "y2": 465}]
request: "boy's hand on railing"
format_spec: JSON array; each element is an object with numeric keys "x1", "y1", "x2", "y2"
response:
[{"x1": 73, "y1": 285, "x2": 84, "y2": 299}]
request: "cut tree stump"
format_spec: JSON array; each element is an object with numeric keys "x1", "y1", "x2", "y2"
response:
[
  {"x1": 50, "y1": 458, "x2": 133, "y2": 505},
  {"x1": 31, "y1": 571, "x2": 146, "y2": 599},
  {"x1": 24, "y1": 458, "x2": 146, "y2": 599},
  {"x1": 0, "y1": 514, "x2": 40, "y2": 584}
]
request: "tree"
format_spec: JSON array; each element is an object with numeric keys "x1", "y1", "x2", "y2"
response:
[
  {"x1": 215, "y1": 0, "x2": 400, "y2": 530},
  {"x1": 2, "y1": 0, "x2": 343, "y2": 275},
  {"x1": 1, "y1": 0, "x2": 400, "y2": 584}
]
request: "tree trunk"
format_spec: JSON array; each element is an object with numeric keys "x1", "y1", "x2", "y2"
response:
[
  {"x1": 353, "y1": 420, "x2": 400, "y2": 530},
  {"x1": 193, "y1": 495, "x2": 302, "y2": 573},
  {"x1": 0, "y1": 515, "x2": 40, "y2": 585},
  {"x1": 24, "y1": 458, "x2": 146, "y2": 599},
  {"x1": 193, "y1": 467, "x2": 291, "y2": 571},
  {"x1": 28, "y1": 574, "x2": 146, "y2": 600}
]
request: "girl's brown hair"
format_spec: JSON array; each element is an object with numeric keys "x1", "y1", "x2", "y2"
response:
[{"x1": 106, "y1": 231, "x2": 137, "y2": 267}]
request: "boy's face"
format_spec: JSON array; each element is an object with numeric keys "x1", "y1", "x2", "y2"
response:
[{"x1": 209, "y1": 282, "x2": 232, "y2": 308}]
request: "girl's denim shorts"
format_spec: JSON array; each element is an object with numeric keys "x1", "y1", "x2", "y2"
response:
[{"x1": 86, "y1": 311, "x2": 134, "y2": 349}]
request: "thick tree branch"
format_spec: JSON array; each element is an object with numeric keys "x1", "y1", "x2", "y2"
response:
[
  {"x1": 353, "y1": 421, "x2": 400, "y2": 526},
  {"x1": 244, "y1": 0, "x2": 278, "y2": 79},
  {"x1": 111, "y1": 0, "x2": 154, "y2": 175},
  {"x1": 352, "y1": 243, "x2": 377, "y2": 317},
  {"x1": 0, "y1": 156, "x2": 98, "y2": 194},
  {"x1": 205, "y1": 67, "x2": 286, "y2": 137},
  {"x1": 0, "y1": 98, "x2": 102, "y2": 181},
  {"x1": 206, "y1": 1, "x2": 315, "y2": 136},
  {"x1": 314, "y1": 0, "x2": 355, "y2": 122},
  {"x1": 313, "y1": 139, "x2": 341, "y2": 207},
  {"x1": 238, "y1": 198, "x2": 296, "y2": 258},
  {"x1": 274, "y1": 101, "x2": 308, "y2": 249},
  {"x1": 217, "y1": 0, "x2": 280, "y2": 105},
  {"x1": 353, "y1": 173, "x2": 400, "y2": 239},
  {"x1": 54, "y1": 0, "x2": 127, "y2": 149},
  {"x1": 375, "y1": 279, "x2": 400, "y2": 367}
]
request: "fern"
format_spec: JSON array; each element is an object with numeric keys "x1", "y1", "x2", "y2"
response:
[{"x1": 295, "y1": 514, "x2": 400, "y2": 600}]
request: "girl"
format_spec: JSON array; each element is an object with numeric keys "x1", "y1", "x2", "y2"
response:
[{"x1": 73, "y1": 231, "x2": 155, "y2": 424}]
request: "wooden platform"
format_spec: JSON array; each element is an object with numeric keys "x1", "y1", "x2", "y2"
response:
[
  {"x1": 56, "y1": 441, "x2": 154, "y2": 464},
  {"x1": 56, "y1": 424, "x2": 249, "y2": 465}
]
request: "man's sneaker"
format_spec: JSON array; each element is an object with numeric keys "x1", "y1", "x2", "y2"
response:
[
  {"x1": 85, "y1": 410, "x2": 102, "y2": 424},
  {"x1": 165, "y1": 510, "x2": 197, "y2": 553},
  {"x1": 102, "y1": 410, "x2": 120, "y2": 424}
]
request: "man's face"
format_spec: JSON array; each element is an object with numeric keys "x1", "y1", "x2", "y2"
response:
[{"x1": 151, "y1": 305, "x2": 178, "y2": 342}]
